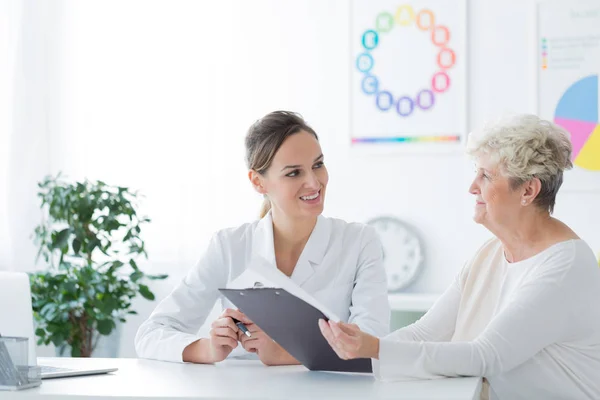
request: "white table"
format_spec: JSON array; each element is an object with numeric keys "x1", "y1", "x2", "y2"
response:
[{"x1": 4, "y1": 357, "x2": 481, "y2": 400}]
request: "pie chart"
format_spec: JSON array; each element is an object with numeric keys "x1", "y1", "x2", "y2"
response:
[{"x1": 553, "y1": 75, "x2": 600, "y2": 171}]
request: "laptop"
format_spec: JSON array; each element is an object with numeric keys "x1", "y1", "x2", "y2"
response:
[{"x1": 0, "y1": 271, "x2": 118, "y2": 379}]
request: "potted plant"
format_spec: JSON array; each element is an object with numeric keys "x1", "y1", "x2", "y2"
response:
[{"x1": 29, "y1": 173, "x2": 167, "y2": 357}]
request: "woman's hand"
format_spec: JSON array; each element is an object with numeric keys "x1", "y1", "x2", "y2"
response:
[
  {"x1": 183, "y1": 308, "x2": 250, "y2": 363},
  {"x1": 318, "y1": 319, "x2": 380, "y2": 360},
  {"x1": 206, "y1": 308, "x2": 252, "y2": 362},
  {"x1": 238, "y1": 323, "x2": 299, "y2": 366}
]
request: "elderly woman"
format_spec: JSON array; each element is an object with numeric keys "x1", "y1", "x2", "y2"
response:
[{"x1": 319, "y1": 115, "x2": 600, "y2": 399}]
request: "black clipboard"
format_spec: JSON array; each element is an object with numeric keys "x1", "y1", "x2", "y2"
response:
[{"x1": 218, "y1": 288, "x2": 372, "y2": 373}]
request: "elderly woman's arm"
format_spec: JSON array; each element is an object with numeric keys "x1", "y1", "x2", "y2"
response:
[
  {"x1": 373, "y1": 249, "x2": 576, "y2": 381},
  {"x1": 384, "y1": 274, "x2": 461, "y2": 343}
]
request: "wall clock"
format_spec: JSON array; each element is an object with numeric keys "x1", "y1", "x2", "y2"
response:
[{"x1": 366, "y1": 216, "x2": 425, "y2": 292}]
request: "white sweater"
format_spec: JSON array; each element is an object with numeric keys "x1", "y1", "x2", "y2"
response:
[{"x1": 373, "y1": 238, "x2": 600, "y2": 400}]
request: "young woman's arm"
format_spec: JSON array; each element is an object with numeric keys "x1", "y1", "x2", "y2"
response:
[
  {"x1": 346, "y1": 226, "x2": 391, "y2": 337},
  {"x1": 134, "y1": 233, "x2": 228, "y2": 362}
]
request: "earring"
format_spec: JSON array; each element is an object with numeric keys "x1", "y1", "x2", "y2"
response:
[{"x1": 521, "y1": 200, "x2": 526, "y2": 205}]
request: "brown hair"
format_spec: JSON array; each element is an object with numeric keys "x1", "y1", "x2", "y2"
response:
[{"x1": 245, "y1": 111, "x2": 318, "y2": 218}]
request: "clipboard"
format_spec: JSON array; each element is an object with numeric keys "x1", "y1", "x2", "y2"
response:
[{"x1": 218, "y1": 288, "x2": 372, "y2": 373}]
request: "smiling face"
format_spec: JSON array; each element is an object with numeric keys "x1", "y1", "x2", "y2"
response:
[
  {"x1": 469, "y1": 154, "x2": 523, "y2": 229},
  {"x1": 251, "y1": 131, "x2": 328, "y2": 220}
]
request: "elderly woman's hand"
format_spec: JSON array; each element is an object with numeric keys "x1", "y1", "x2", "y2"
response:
[{"x1": 318, "y1": 319, "x2": 380, "y2": 360}]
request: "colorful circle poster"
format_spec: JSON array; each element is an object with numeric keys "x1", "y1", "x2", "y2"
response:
[
  {"x1": 537, "y1": 0, "x2": 600, "y2": 191},
  {"x1": 350, "y1": 0, "x2": 467, "y2": 152}
]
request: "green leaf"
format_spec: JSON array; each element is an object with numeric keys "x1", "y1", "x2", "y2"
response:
[
  {"x1": 95, "y1": 283, "x2": 106, "y2": 293},
  {"x1": 53, "y1": 228, "x2": 71, "y2": 250},
  {"x1": 40, "y1": 303, "x2": 58, "y2": 320},
  {"x1": 107, "y1": 260, "x2": 123, "y2": 274},
  {"x1": 129, "y1": 259, "x2": 139, "y2": 271},
  {"x1": 71, "y1": 347, "x2": 81, "y2": 357},
  {"x1": 127, "y1": 310, "x2": 138, "y2": 315},
  {"x1": 138, "y1": 284, "x2": 155, "y2": 300},
  {"x1": 72, "y1": 238, "x2": 81, "y2": 254},
  {"x1": 103, "y1": 297, "x2": 118, "y2": 314},
  {"x1": 147, "y1": 274, "x2": 168, "y2": 280},
  {"x1": 51, "y1": 333, "x2": 65, "y2": 347},
  {"x1": 88, "y1": 237, "x2": 101, "y2": 253},
  {"x1": 123, "y1": 230, "x2": 132, "y2": 241},
  {"x1": 62, "y1": 281, "x2": 77, "y2": 294},
  {"x1": 130, "y1": 271, "x2": 144, "y2": 282},
  {"x1": 97, "y1": 319, "x2": 113, "y2": 335},
  {"x1": 35, "y1": 328, "x2": 45, "y2": 337}
]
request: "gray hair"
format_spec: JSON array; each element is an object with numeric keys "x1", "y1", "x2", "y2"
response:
[{"x1": 466, "y1": 114, "x2": 573, "y2": 214}]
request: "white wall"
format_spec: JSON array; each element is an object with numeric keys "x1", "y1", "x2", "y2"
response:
[
  {"x1": 13, "y1": 0, "x2": 599, "y2": 357},
  {"x1": 0, "y1": 0, "x2": 13, "y2": 268}
]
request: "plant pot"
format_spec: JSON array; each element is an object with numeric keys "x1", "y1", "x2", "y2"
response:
[{"x1": 55, "y1": 324, "x2": 122, "y2": 358}]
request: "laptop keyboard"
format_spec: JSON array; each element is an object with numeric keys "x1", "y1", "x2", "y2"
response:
[{"x1": 40, "y1": 365, "x2": 72, "y2": 374}]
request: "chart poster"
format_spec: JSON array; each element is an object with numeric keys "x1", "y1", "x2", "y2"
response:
[
  {"x1": 350, "y1": 0, "x2": 467, "y2": 153},
  {"x1": 537, "y1": 0, "x2": 600, "y2": 191}
]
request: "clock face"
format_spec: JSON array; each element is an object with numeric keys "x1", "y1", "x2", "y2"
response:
[{"x1": 367, "y1": 216, "x2": 425, "y2": 292}]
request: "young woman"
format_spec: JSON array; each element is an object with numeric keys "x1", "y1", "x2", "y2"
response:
[{"x1": 135, "y1": 111, "x2": 390, "y2": 366}]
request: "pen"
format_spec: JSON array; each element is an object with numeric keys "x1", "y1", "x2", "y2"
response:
[{"x1": 232, "y1": 318, "x2": 251, "y2": 337}]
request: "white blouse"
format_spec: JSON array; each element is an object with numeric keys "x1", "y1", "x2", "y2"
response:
[
  {"x1": 373, "y1": 238, "x2": 600, "y2": 400},
  {"x1": 135, "y1": 213, "x2": 390, "y2": 362}
]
